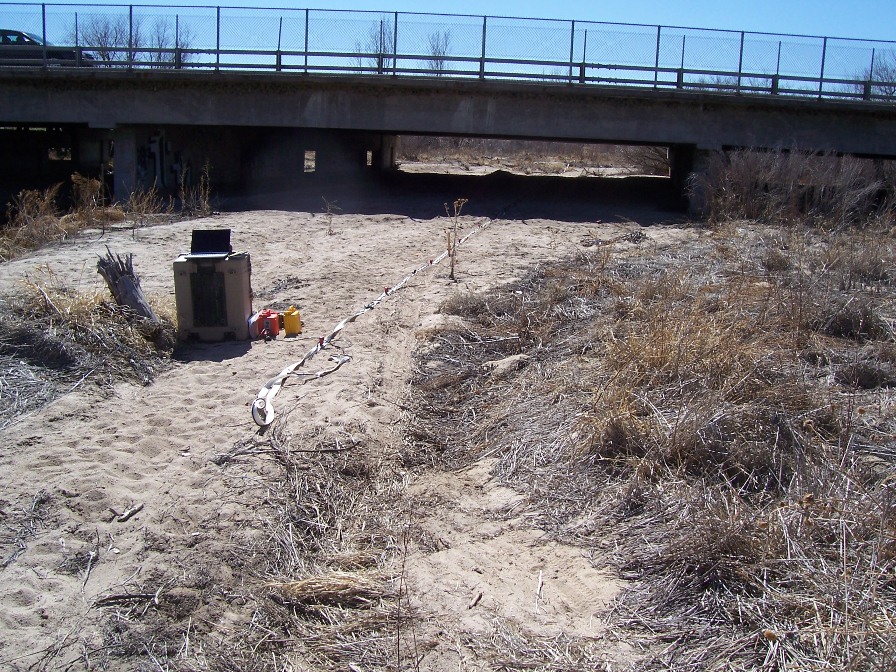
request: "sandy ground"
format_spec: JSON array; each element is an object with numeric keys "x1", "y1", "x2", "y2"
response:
[{"x1": 0, "y1": 177, "x2": 687, "y2": 669}]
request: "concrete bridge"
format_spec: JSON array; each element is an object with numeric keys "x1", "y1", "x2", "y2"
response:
[{"x1": 2, "y1": 65, "x2": 896, "y2": 209}]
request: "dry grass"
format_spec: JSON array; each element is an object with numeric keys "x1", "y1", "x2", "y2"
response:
[
  {"x1": 179, "y1": 160, "x2": 213, "y2": 217},
  {"x1": 408, "y1": 222, "x2": 896, "y2": 669},
  {"x1": 693, "y1": 150, "x2": 896, "y2": 229},
  {"x1": 1, "y1": 183, "x2": 72, "y2": 262},
  {"x1": 180, "y1": 406, "x2": 418, "y2": 672},
  {"x1": 1, "y1": 171, "x2": 201, "y2": 263},
  {"x1": 124, "y1": 181, "x2": 172, "y2": 236},
  {"x1": 0, "y1": 267, "x2": 176, "y2": 428}
]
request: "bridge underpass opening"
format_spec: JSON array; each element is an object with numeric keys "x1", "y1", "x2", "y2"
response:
[
  {"x1": 397, "y1": 137, "x2": 672, "y2": 180},
  {"x1": 384, "y1": 136, "x2": 686, "y2": 217}
]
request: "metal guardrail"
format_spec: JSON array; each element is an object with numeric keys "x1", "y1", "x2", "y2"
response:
[{"x1": 2, "y1": 3, "x2": 896, "y2": 102}]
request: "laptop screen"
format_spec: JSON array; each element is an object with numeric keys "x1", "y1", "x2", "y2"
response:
[{"x1": 190, "y1": 229, "x2": 232, "y2": 255}]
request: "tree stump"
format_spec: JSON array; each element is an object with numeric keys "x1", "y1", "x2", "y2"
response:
[{"x1": 96, "y1": 247, "x2": 159, "y2": 324}]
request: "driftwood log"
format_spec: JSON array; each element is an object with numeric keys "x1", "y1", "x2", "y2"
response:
[{"x1": 96, "y1": 247, "x2": 159, "y2": 324}]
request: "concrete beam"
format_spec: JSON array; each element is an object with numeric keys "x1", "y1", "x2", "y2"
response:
[{"x1": 3, "y1": 71, "x2": 896, "y2": 159}]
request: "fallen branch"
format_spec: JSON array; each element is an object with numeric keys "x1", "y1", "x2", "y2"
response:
[{"x1": 116, "y1": 502, "x2": 144, "y2": 523}]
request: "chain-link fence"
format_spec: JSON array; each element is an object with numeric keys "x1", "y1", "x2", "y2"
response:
[{"x1": 3, "y1": 3, "x2": 894, "y2": 101}]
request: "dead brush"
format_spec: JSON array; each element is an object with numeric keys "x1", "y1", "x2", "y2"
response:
[
  {"x1": 1, "y1": 183, "x2": 70, "y2": 261},
  {"x1": 695, "y1": 149, "x2": 892, "y2": 228},
  {"x1": 0, "y1": 267, "x2": 175, "y2": 424},
  {"x1": 1, "y1": 175, "x2": 127, "y2": 262},
  {"x1": 406, "y1": 221, "x2": 896, "y2": 669},
  {"x1": 70, "y1": 172, "x2": 125, "y2": 234},
  {"x1": 232, "y1": 406, "x2": 420, "y2": 671},
  {"x1": 179, "y1": 160, "x2": 212, "y2": 217},
  {"x1": 125, "y1": 181, "x2": 169, "y2": 236}
]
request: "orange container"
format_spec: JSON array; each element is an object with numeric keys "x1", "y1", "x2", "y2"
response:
[
  {"x1": 249, "y1": 309, "x2": 280, "y2": 338},
  {"x1": 261, "y1": 310, "x2": 280, "y2": 337}
]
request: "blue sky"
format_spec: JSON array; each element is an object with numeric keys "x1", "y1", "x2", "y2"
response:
[{"x1": 25, "y1": 0, "x2": 896, "y2": 42}]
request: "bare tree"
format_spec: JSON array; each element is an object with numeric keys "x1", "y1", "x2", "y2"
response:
[
  {"x1": 76, "y1": 15, "x2": 143, "y2": 66},
  {"x1": 856, "y1": 50, "x2": 896, "y2": 99},
  {"x1": 355, "y1": 18, "x2": 394, "y2": 74},
  {"x1": 426, "y1": 29, "x2": 451, "y2": 76},
  {"x1": 75, "y1": 15, "x2": 192, "y2": 68},
  {"x1": 145, "y1": 17, "x2": 195, "y2": 67}
]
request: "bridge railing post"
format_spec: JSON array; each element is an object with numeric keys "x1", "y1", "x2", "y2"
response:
[
  {"x1": 865, "y1": 48, "x2": 876, "y2": 100},
  {"x1": 568, "y1": 20, "x2": 575, "y2": 84},
  {"x1": 737, "y1": 31, "x2": 744, "y2": 94},
  {"x1": 175, "y1": 15, "x2": 182, "y2": 69},
  {"x1": 654, "y1": 26, "x2": 661, "y2": 87},
  {"x1": 216, "y1": 7, "x2": 221, "y2": 72},
  {"x1": 479, "y1": 16, "x2": 487, "y2": 79},
  {"x1": 304, "y1": 9, "x2": 309, "y2": 74},
  {"x1": 41, "y1": 4, "x2": 47, "y2": 66},
  {"x1": 128, "y1": 5, "x2": 133, "y2": 69},
  {"x1": 393, "y1": 12, "x2": 398, "y2": 77},
  {"x1": 580, "y1": 29, "x2": 588, "y2": 84},
  {"x1": 276, "y1": 16, "x2": 282, "y2": 72}
]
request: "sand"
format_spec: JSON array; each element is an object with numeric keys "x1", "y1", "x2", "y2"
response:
[{"x1": 0, "y1": 182, "x2": 686, "y2": 669}]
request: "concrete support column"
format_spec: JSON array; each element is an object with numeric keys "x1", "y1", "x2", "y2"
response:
[
  {"x1": 685, "y1": 148, "x2": 716, "y2": 218},
  {"x1": 668, "y1": 144, "x2": 720, "y2": 216},
  {"x1": 375, "y1": 134, "x2": 399, "y2": 170},
  {"x1": 668, "y1": 144, "x2": 695, "y2": 198},
  {"x1": 112, "y1": 126, "x2": 138, "y2": 201}
]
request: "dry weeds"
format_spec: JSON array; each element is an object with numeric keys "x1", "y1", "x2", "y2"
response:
[
  {"x1": 694, "y1": 150, "x2": 896, "y2": 229},
  {"x1": 0, "y1": 266, "x2": 175, "y2": 429},
  {"x1": 408, "y1": 222, "x2": 896, "y2": 669}
]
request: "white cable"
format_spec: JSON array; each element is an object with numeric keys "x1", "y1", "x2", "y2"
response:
[{"x1": 251, "y1": 218, "x2": 490, "y2": 427}]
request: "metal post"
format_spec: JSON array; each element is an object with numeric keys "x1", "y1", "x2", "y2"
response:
[
  {"x1": 216, "y1": 7, "x2": 221, "y2": 71},
  {"x1": 737, "y1": 31, "x2": 744, "y2": 93},
  {"x1": 678, "y1": 35, "x2": 685, "y2": 88},
  {"x1": 175, "y1": 15, "x2": 181, "y2": 69},
  {"x1": 580, "y1": 29, "x2": 588, "y2": 84},
  {"x1": 304, "y1": 9, "x2": 309, "y2": 74},
  {"x1": 75, "y1": 12, "x2": 79, "y2": 65},
  {"x1": 568, "y1": 20, "x2": 575, "y2": 84},
  {"x1": 277, "y1": 16, "x2": 282, "y2": 71},
  {"x1": 393, "y1": 12, "x2": 398, "y2": 76},
  {"x1": 128, "y1": 5, "x2": 133, "y2": 68},
  {"x1": 817, "y1": 36, "x2": 828, "y2": 98},
  {"x1": 866, "y1": 47, "x2": 875, "y2": 100},
  {"x1": 480, "y1": 16, "x2": 487, "y2": 79},
  {"x1": 377, "y1": 19, "x2": 384, "y2": 74},
  {"x1": 41, "y1": 4, "x2": 47, "y2": 64},
  {"x1": 654, "y1": 25, "x2": 661, "y2": 86},
  {"x1": 773, "y1": 40, "x2": 781, "y2": 94}
]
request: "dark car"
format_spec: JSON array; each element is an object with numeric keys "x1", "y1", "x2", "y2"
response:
[{"x1": 0, "y1": 29, "x2": 94, "y2": 66}]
